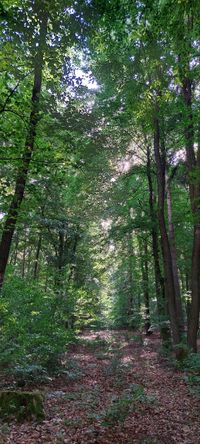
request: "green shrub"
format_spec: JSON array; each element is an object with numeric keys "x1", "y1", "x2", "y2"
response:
[
  {"x1": 0, "y1": 391, "x2": 44, "y2": 422},
  {"x1": 101, "y1": 384, "x2": 156, "y2": 426},
  {"x1": 12, "y1": 364, "x2": 50, "y2": 384},
  {"x1": 0, "y1": 277, "x2": 76, "y2": 378}
]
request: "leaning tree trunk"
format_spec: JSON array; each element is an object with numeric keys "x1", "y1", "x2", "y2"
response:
[
  {"x1": 0, "y1": 9, "x2": 48, "y2": 289},
  {"x1": 153, "y1": 115, "x2": 181, "y2": 347}
]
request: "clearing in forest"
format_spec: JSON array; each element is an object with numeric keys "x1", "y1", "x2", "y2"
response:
[{"x1": 1, "y1": 331, "x2": 199, "y2": 444}]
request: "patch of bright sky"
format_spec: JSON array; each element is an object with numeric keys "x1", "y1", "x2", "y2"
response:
[{"x1": 74, "y1": 67, "x2": 99, "y2": 90}]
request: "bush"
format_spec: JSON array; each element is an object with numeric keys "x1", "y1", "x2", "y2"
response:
[
  {"x1": 0, "y1": 391, "x2": 44, "y2": 421},
  {"x1": 0, "y1": 277, "x2": 76, "y2": 379},
  {"x1": 12, "y1": 364, "x2": 50, "y2": 384},
  {"x1": 101, "y1": 384, "x2": 156, "y2": 426}
]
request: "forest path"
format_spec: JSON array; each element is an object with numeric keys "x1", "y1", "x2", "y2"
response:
[{"x1": 2, "y1": 330, "x2": 200, "y2": 444}]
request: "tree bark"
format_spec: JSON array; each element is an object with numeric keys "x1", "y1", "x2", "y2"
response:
[
  {"x1": 140, "y1": 236, "x2": 151, "y2": 335},
  {"x1": 127, "y1": 229, "x2": 134, "y2": 325},
  {"x1": 146, "y1": 144, "x2": 171, "y2": 345},
  {"x1": 33, "y1": 233, "x2": 42, "y2": 280},
  {"x1": 181, "y1": 68, "x2": 200, "y2": 351},
  {"x1": 166, "y1": 173, "x2": 184, "y2": 332},
  {"x1": 21, "y1": 231, "x2": 27, "y2": 278},
  {"x1": 0, "y1": 7, "x2": 48, "y2": 289},
  {"x1": 26, "y1": 246, "x2": 32, "y2": 276},
  {"x1": 188, "y1": 225, "x2": 200, "y2": 351},
  {"x1": 153, "y1": 115, "x2": 181, "y2": 346}
]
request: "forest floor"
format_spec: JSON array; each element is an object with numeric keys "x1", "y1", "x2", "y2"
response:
[{"x1": 0, "y1": 330, "x2": 200, "y2": 444}]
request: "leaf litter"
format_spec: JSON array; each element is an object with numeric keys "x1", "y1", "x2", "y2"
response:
[{"x1": 0, "y1": 330, "x2": 199, "y2": 444}]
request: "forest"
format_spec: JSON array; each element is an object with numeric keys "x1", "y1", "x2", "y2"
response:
[{"x1": 0, "y1": 0, "x2": 199, "y2": 443}]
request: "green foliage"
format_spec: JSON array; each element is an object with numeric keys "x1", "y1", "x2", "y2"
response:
[
  {"x1": 0, "y1": 277, "x2": 76, "y2": 375},
  {"x1": 174, "y1": 342, "x2": 189, "y2": 364},
  {"x1": 101, "y1": 384, "x2": 156, "y2": 426},
  {"x1": 130, "y1": 334, "x2": 144, "y2": 345},
  {"x1": 183, "y1": 353, "x2": 200, "y2": 398},
  {"x1": 72, "y1": 287, "x2": 102, "y2": 330},
  {"x1": 0, "y1": 0, "x2": 199, "y2": 360},
  {"x1": 12, "y1": 364, "x2": 50, "y2": 384},
  {"x1": 103, "y1": 350, "x2": 123, "y2": 376},
  {"x1": 0, "y1": 391, "x2": 44, "y2": 422}
]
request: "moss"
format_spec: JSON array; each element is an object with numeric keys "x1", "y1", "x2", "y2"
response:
[{"x1": 0, "y1": 391, "x2": 44, "y2": 422}]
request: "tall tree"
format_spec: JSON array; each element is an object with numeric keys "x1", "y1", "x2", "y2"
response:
[
  {"x1": 156, "y1": 0, "x2": 200, "y2": 350},
  {"x1": 0, "y1": 0, "x2": 48, "y2": 288}
]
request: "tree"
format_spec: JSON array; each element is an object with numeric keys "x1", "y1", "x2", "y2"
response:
[{"x1": 0, "y1": 0, "x2": 48, "y2": 288}]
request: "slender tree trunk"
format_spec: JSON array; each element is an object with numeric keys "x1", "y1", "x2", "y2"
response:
[
  {"x1": 181, "y1": 69, "x2": 200, "y2": 351},
  {"x1": 0, "y1": 8, "x2": 48, "y2": 289},
  {"x1": 146, "y1": 144, "x2": 171, "y2": 345},
  {"x1": 21, "y1": 232, "x2": 27, "y2": 278},
  {"x1": 188, "y1": 225, "x2": 200, "y2": 351},
  {"x1": 185, "y1": 272, "x2": 191, "y2": 333},
  {"x1": 127, "y1": 229, "x2": 134, "y2": 325},
  {"x1": 140, "y1": 236, "x2": 151, "y2": 335},
  {"x1": 67, "y1": 233, "x2": 79, "y2": 283},
  {"x1": 166, "y1": 173, "x2": 184, "y2": 332},
  {"x1": 153, "y1": 115, "x2": 181, "y2": 346},
  {"x1": 33, "y1": 233, "x2": 42, "y2": 280},
  {"x1": 144, "y1": 240, "x2": 150, "y2": 335},
  {"x1": 26, "y1": 247, "x2": 32, "y2": 276},
  {"x1": 9, "y1": 232, "x2": 19, "y2": 265},
  {"x1": 55, "y1": 230, "x2": 65, "y2": 291},
  {"x1": 179, "y1": 270, "x2": 185, "y2": 295}
]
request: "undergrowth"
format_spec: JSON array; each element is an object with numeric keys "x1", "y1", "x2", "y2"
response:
[
  {"x1": 100, "y1": 384, "x2": 157, "y2": 426},
  {"x1": 0, "y1": 277, "x2": 76, "y2": 384},
  {"x1": 183, "y1": 353, "x2": 200, "y2": 398}
]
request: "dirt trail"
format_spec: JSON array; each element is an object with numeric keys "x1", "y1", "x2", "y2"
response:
[{"x1": 1, "y1": 331, "x2": 200, "y2": 444}]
